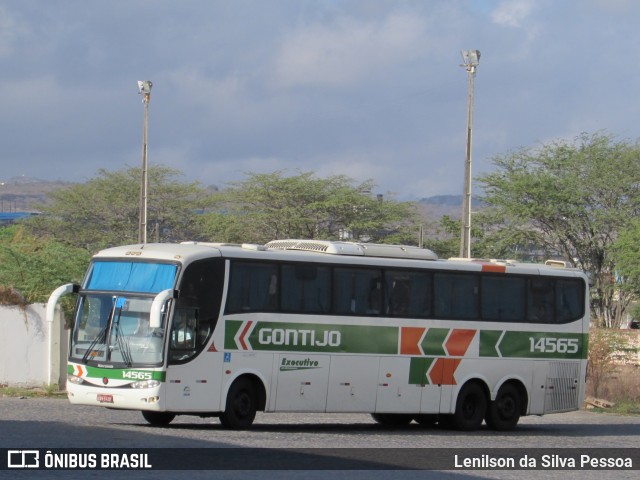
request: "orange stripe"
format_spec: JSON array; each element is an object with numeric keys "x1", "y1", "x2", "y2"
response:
[
  {"x1": 238, "y1": 320, "x2": 253, "y2": 350},
  {"x1": 428, "y1": 358, "x2": 462, "y2": 385},
  {"x1": 429, "y1": 358, "x2": 445, "y2": 385},
  {"x1": 441, "y1": 358, "x2": 461, "y2": 385},
  {"x1": 445, "y1": 329, "x2": 476, "y2": 356},
  {"x1": 400, "y1": 327, "x2": 425, "y2": 355},
  {"x1": 481, "y1": 264, "x2": 506, "y2": 273}
]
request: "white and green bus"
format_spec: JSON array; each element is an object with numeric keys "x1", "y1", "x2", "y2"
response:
[{"x1": 47, "y1": 239, "x2": 589, "y2": 431}]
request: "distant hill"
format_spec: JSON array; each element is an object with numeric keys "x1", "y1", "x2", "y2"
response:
[
  {"x1": 418, "y1": 195, "x2": 463, "y2": 207},
  {"x1": 416, "y1": 195, "x2": 484, "y2": 220},
  {"x1": 0, "y1": 176, "x2": 73, "y2": 212},
  {"x1": 0, "y1": 178, "x2": 480, "y2": 220}
]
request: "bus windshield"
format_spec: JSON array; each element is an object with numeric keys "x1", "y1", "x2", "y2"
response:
[
  {"x1": 84, "y1": 261, "x2": 177, "y2": 293},
  {"x1": 69, "y1": 261, "x2": 178, "y2": 367}
]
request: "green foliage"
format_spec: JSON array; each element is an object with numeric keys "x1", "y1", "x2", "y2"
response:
[
  {"x1": 629, "y1": 304, "x2": 640, "y2": 322},
  {"x1": 26, "y1": 166, "x2": 210, "y2": 251},
  {"x1": 610, "y1": 219, "x2": 640, "y2": 297},
  {"x1": 478, "y1": 132, "x2": 640, "y2": 327},
  {"x1": 198, "y1": 171, "x2": 417, "y2": 244},
  {"x1": 425, "y1": 215, "x2": 488, "y2": 259},
  {"x1": 0, "y1": 225, "x2": 89, "y2": 304},
  {"x1": 607, "y1": 400, "x2": 640, "y2": 415}
]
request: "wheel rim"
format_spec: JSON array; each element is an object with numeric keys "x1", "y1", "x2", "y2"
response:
[
  {"x1": 234, "y1": 391, "x2": 252, "y2": 418},
  {"x1": 462, "y1": 394, "x2": 480, "y2": 420},
  {"x1": 497, "y1": 395, "x2": 516, "y2": 420}
]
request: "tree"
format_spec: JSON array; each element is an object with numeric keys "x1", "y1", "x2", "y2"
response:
[
  {"x1": 425, "y1": 215, "x2": 488, "y2": 259},
  {"x1": 0, "y1": 225, "x2": 89, "y2": 304},
  {"x1": 27, "y1": 166, "x2": 210, "y2": 252},
  {"x1": 477, "y1": 132, "x2": 640, "y2": 328},
  {"x1": 197, "y1": 171, "x2": 418, "y2": 244},
  {"x1": 610, "y1": 219, "x2": 640, "y2": 299}
]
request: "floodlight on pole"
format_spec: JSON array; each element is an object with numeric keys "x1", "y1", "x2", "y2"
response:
[
  {"x1": 137, "y1": 80, "x2": 152, "y2": 244},
  {"x1": 459, "y1": 50, "x2": 480, "y2": 259}
]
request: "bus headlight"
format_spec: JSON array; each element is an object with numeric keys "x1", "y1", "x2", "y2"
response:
[
  {"x1": 68, "y1": 375, "x2": 84, "y2": 385},
  {"x1": 130, "y1": 380, "x2": 160, "y2": 389}
]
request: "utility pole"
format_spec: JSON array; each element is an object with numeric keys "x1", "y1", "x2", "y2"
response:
[
  {"x1": 137, "y1": 80, "x2": 153, "y2": 244},
  {"x1": 459, "y1": 50, "x2": 480, "y2": 258}
]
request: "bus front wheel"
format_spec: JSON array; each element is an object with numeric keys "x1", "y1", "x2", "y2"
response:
[
  {"x1": 220, "y1": 378, "x2": 257, "y2": 430},
  {"x1": 452, "y1": 382, "x2": 487, "y2": 431},
  {"x1": 142, "y1": 411, "x2": 176, "y2": 427},
  {"x1": 485, "y1": 383, "x2": 522, "y2": 431}
]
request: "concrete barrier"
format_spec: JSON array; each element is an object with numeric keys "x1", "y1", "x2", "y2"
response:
[{"x1": 0, "y1": 304, "x2": 67, "y2": 388}]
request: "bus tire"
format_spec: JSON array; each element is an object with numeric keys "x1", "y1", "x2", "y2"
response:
[
  {"x1": 142, "y1": 411, "x2": 176, "y2": 427},
  {"x1": 485, "y1": 383, "x2": 521, "y2": 431},
  {"x1": 452, "y1": 382, "x2": 487, "y2": 431},
  {"x1": 220, "y1": 378, "x2": 257, "y2": 430},
  {"x1": 371, "y1": 413, "x2": 414, "y2": 426}
]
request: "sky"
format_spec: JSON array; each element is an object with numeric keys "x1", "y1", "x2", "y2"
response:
[{"x1": 1, "y1": 0, "x2": 639, "y2": 199}]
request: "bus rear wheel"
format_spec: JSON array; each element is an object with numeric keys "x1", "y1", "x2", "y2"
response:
[
  {"x1": 485, "y1": 384, "x2": 522, "y2": 431},
  {"x1": 220, "y1": 378, "x2": 257, "y2": 430},
  {"x1": 142, "y1": 411, "x2": 176, "y2": 427},
  {"x1": 452, "y1": 382, "x2": 487, "y2": 431},
  {"x1": 371, "y1": 413, "x2": 414, "y2": 426}
]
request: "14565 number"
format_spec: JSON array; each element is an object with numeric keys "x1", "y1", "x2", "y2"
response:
[
  {"x1": 529, "y1": 337, "x2": 579, "y2": 354},
  {"x1": 121, "y1": 371, "x2": 152, "y2": 380}
]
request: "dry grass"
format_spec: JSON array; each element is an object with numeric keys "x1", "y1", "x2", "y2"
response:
[
  {"x1": 0, "y1": 285, "x2": 27, "y2": 306},
  {"x1": 586, "y1": 364, "x2": 640, "y2": 414},
  {"x1": 0, "y1": 384, "x2": 66, "y2": 399},
  {"x1": 586, "y1": 364, "x2": 640, "y2": 400}
]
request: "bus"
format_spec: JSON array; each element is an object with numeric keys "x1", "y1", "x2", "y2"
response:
[{"x1": 46, "y1": 239, "x2": 589, "y2": 431}]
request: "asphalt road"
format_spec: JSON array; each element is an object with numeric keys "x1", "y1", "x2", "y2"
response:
[{"x1": 1, "y1": 396, "x2": 639, "y2": 480}]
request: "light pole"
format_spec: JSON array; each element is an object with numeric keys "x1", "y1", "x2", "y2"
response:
[
  {"x1": 459, "y1": 50, "x2": 480, "y2": 259},
  {"x1": 137, "y1": 80, "x2": 152, "y2": 244}
]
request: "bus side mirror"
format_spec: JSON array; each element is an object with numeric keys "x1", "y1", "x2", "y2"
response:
[
  {"x1": 150, "y1": 289, "x2": 176, "y2": 329},
  {"x1": 46, "y1": 283, "x2": 80, "y2": 325}
]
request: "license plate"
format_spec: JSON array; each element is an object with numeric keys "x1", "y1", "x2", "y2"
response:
[{"x1": 97, "y1": 394, "x2": 113, "y2": 404}]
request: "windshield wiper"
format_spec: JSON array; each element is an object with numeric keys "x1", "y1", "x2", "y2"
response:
[
  {"x1": 107, "y1": 298, "x2": 134, "y2": 367},
  {"x1": 81, "y1": 324, "x2": 108, "y2": 364},
  {"x1": 82, "y1": 295, "x2": 118, "y2": 365},
  {"x1": 115, "y1": 324, "x2": 134, "y2": 367}
]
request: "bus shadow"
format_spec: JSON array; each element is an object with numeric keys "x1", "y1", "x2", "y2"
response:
[{"x1": 138, "y1": 418, "x2": 640, "y2": 438}]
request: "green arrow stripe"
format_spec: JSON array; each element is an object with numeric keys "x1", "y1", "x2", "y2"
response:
[
  {"x1": 225, "y1": 320, "x2": 398, "y2": 354},
  {"x1": 224, "y1": 320, "x2": 245, "y2": 349},
  {"x1": 479, "y1": 330, "x2": 503, "y2": 357},
  {"x1": 480, "y1": 330, "x2": 587, "y2": 359},
  {"x1": 409, "y1": 357, "x2": 435, "y2": 385},
  {"x1": 421, "y1": 328, "x2": 448, "y2": 356}
]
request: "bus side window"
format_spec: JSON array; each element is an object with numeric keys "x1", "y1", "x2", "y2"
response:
[
  {"x1": 384, "y1": 270, "x2": 431, "y2": 317},
  {"x1": 390, "y1": 278, "x2": 410, "y2": 315},
  {"x1": 171, "y1": 308, "x2": 197, "y2": 349},
  {"x1": 434, "y1": 273, "x2": 479, "y2": 319},
  {"x1": 482, "y1": 275, "x2": 525, "y2": 322},
  {"x1": 333, "y1": 268, "x2": 382, "y2": 316},
  {"x1": 556, "y1": 279, "x2": 584, "y2": 323},
  {"x1": 169, "y1": 258, "x2": 224, "y2": 363},
  {"x1": 281, "y1": 265, "x2": 331, "y2": 314},
  {"x1": 226, "y1": 262, "x2": 279, "y2": 313},
  {"x1": 527, "y1": 278, "x2": 554, "y2": 323}
]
